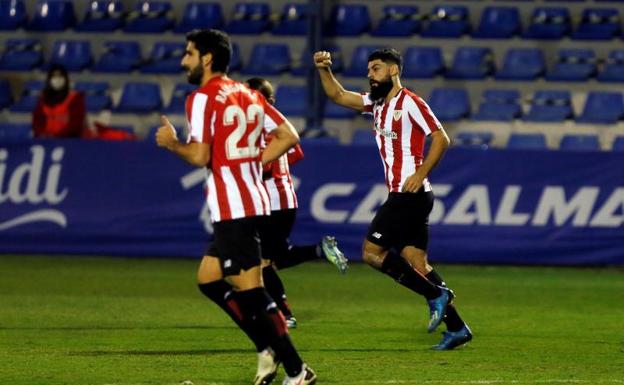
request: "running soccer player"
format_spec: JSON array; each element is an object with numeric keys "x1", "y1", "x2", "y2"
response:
[
  {"x1": 313, "y1": 48, "x2": 472, "y2": 350},
  {"x1": 156, "y1": 29, "x2": 316, "y2": 385},
  {"x1": 245, "y1": 77, "x2": 348, "y2": 329}
]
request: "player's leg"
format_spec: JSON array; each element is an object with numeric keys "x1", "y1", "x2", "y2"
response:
[
  {"x1": 225, "y1": 217, "x2": 313, "y2": 383},
  {"x1": 259, "y1": 212, "x2": 297, "y2": 327},
  {"x1": 364, "y1": 193, "x2": 452, "y2": 333},
  {"x1": 271, "y1": 209, "x2": 348, "y2": 273},
  {"x1": 196, "y1": 254, "x2": 270, "y2": 354}
]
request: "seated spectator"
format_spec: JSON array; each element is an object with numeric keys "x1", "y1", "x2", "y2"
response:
[{"x1": 32, "y1": 64, "x2": 86, "y2": 138}]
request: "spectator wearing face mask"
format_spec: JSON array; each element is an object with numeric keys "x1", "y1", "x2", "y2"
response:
[{"x1": 32, "y1": 64, "x2": 87, "y2": 138}]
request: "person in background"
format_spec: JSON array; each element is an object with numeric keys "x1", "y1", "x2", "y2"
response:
[{"x1": 32, "y1": 64, "x2": 86, "y2": 138}]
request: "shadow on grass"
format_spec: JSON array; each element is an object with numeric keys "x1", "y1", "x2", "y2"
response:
[
  {"x1": 71, "y1": 347, "x2": 422, "y2": 356},
  {"x1": 0, "y1": 325, "x2": 235, "y2": 331}
]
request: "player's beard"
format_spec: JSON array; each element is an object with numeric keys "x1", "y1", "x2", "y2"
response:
[
  {"x1": 185, "y1": 63, "x2": 204, "y2": 85},
  {"x1": 369, "y1": 76, "x2": 394, "y2": 103}
]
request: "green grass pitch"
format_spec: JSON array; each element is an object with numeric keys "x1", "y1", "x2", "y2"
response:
[{"x1": 1, "y1": 255, "x2": 623, "y2": 384}]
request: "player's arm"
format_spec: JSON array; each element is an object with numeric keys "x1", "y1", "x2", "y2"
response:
[
  {"x1": 156, "y1": 115, "x2": 211, "y2": 167},
  {"x1": 314, "y1": 51, "x2": 364, "y2": 112},
  {"x1": 261, "y1": 119, "x2": 299, "y2": 166},
  {"x1": 402, "y1": 129, "x2": 450, "y2": 193}
]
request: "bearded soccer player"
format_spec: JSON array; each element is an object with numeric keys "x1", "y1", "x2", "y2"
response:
[
  {"x1": 156, "y1": 29, "x2": 316, "y2": 385},
  {"x1": 313, "y1": 48, "x2": 472, "y2": 350},
  {"x1": 245, "y1": 77, "x2": 349, "y2": 329}
]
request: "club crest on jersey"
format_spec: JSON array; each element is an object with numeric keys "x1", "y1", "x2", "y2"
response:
[{"x1": 393, "y1": 110, "x2": 402, "y2": 121}]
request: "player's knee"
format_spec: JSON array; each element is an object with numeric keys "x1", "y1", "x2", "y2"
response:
[{"x1": 362, "y1": 242, "x2": 384, "y2": 269}]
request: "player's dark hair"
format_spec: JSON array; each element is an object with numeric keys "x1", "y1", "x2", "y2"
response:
[
  {"x1": 245, "y1": 77, "x2": 274, "y2": 101},
  {"x1": 368, "y1": 48, "x2": 403, "y2": 74},
  {"x1": 186, "y1": 29, "x2": 232, "y2": 73}
]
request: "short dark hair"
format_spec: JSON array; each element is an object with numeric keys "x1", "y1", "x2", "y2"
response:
[
  {"x1": 245, "y1": 77, "x2": 274, "y2": 101},
  {"x1": 186, "y1": 29, "x2": 232, "y2": 73},
  {"x1": 368, "y1": 48, "x2": 403, "y2": 74}
]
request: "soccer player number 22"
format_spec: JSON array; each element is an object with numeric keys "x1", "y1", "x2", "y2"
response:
[{"x1": 224, "y1": 104, "x2": 263, "y2": 160}]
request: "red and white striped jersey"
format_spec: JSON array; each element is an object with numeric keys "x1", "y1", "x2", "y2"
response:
[
  {"x1": 361, "y1": 88, "x2": 442, "y2": 193},
  {"x1": 260, "y1": 121, "x2": 303, "y2": 211},
  {"x1": 186, "y1": 76, "x2": 286, "y2": 223}
]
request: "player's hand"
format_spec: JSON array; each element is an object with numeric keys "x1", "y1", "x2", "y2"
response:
[
  {"x1": 155, "y1": 115, "x2": 178, "y2": 149},
  {"x1": 314, "y1": 51, "x2": 332, "y2": 69},
  {"x1": 402, "y1": 170, "x2": 426, "y2": 193}
]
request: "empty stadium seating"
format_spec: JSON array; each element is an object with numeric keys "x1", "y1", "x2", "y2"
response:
[
  {"x1": 559, "y1": 134, "x2": 601, "y2": 151},
  {"x1": 472, "y1": 6, "x2": 521, "y2": 39},
  {"x1": 115, "y1": 82, "x2": 162, "y2": 113},
  {"x1": 123, "y1": 1, "x2": 173, "y2": 33},
  {"x1": 10, "y1": 80, "x2": 43, "y2": 112},
  {"x1": 0, "y1": 122, "x2": 31, "y2": 141},
  {"x1": 446, "y1": 47, "x2": 494, "y2": 79},
  {"x1": 0, "y1": 38, "x2": 42, "y2": 70},
  {"x1": 75, "y1": 0, "x2": 124, "y2": 32},
  {"x1": 454, "y1": 132, "x2": 494, "y2": 148},
  {"x1": 140, "y1": 42, "x2": 185, "y2": 74},
  {"x1": 428, "y1": 88, "x2": 470, "y2": 122},
  {"x1": 273, "y1": 3, "x2": 308, "y2": 36},
  {"x1": 421, "y1": 5, "x2": 470, "y2": 38},
  {"x1": 371, "y1": 5, "x2": 420, "y2": 37},
  {"x1": 74, "y1": 81, "x2": 111, "y2": 112},
  {"x1": 93, "y1": 41, "x2": 142, "y2": 73},
  {"x1": 174, "y1": 2, "x2": 224, "y2": 33},
  {"x1": 545, "y1": 49, "x2": 597, "y2": 81},
  {"x1": 495, "y1": 48, "x2": 545, "y2": 80},
  {"x1": 473, "y1": 89, "x2": 521, "y2": 121},
  {"x1": 507, "y1": 133, "x2": 548, "y2": 150},
  {"x1": 524, "y1": 90, "x2": 573, "y2": 122},
  {"x1": 48, "y1": 40, "x2": 92, "y2": 72},
  {"x1": 0, "y1": 0, "x2": 27, "y2": 30},
  {"x1": 576, "y1": 91, "x2": 624, "y2": 124},
  {"x1": 225, "y1": 2, "x2": 271, "y2": 34},
  {"x1": 402, "y1": 47, "x2": 444, "y2": 78},
  {"x1": 326, "y1": 4, "x2": 371, "y2": 36},
  {"x1": 28, "y1": 0, "x2": 76, "y2": 31}
]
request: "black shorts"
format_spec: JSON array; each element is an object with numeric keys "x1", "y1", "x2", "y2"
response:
[
  {"x1": 366, "y1": 189, "x2": 434, "y2": 252},
  {"x1": 257, "y1": 208, "x2": 296, "y2": 262},
  {"x1": 205, "y1": 216, "x2": 263, "y2": 277}
]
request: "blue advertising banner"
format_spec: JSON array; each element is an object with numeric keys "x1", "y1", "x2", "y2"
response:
[{"x1": 0, "y1": 139, "x2": 622, "y2": 265}]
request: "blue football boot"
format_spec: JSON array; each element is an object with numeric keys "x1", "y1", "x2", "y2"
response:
[
  {"x1": 427, "y1": 286, "x2": 454, "y2": 333},
  {"x1": 432, "y1": 324, "x2": 473, "y2": 350}
]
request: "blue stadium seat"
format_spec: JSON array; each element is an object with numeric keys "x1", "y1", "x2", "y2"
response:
[
  {"x1": 351, "y1": 129, "x2": 376, "y2": 145},
  {"x1": 174, "y1": 2, "x2": 224, "y2": 33},
  {"x1": 123, "y1": 1, "x2": 173, "y2": 33},
  {"x1": 576, "y1": 91, "x2": 624, "y2": 124},
  {"x1": 28, "y1": 0, "x2": 75, "y2": 31},
  {"x1": 292, "y1": 44, "x2": 342, "y2": 76},
  {"x1": 0, "y1": 0, "x2": 27, "y2": 30},
  {"x1": 273, "y1": 3, "x2": 308, "y2": 36},
  {"x1": 455, "y1": 132, "x2": 494, "y2": 148},
  {"x1": 559, "y1": 134, "x2": 601, "y2": 151},
  {"x1": 164, "y1": 83, "x2": 196, "y2": 114},
  {"x1": 93, "y1": 41, "x2": 141, "y2": 73},
  {"x1": 274, "y1": 85, "x2": 306, "y2": 117},
  {"x1": 326, "y1": 4, "x2": 371, "y2": 36},
  {"x1": 473, "y1": 89, "x2": 521, "y2": 121},
  {"x1": 74, "y1": 81, "x2": 111, "y2": 112},
  {"x1": 116, "y1": 82, "x2": 162, "y2": 113},
  {"x1": 48, "y1": 40, "x2": 92, "y2": 72},
  {"x1": 230, "y1": 43, "x2": 242, "y2": 72},
  {"x1": 446, "y1": 47, "x2": 494, "y2": 79},
  {"x1": 10, "y1": 80, "x2": 43, "y2": 113},
  {"x1": 0, "y1": 79, "x2": 12, "y2": 109},
  {"x1": 612, "y1": 136, "x2": 624, "y2": 151},
  {"x1": 324, "y1": 98, "x2": 358, "y2": 119},
  {"x1": 523, "y1": 7, "x2": 570, "y2": 40},
  {"x1": 507, "y1": 133, "x2": 547, "y2": 150},
  {"x1": 343, "y1": 45, "x2": 382, "y2": 78},
  {"x1": 472, "y1": 6, "x2": 521, "y2": 39},
  {"x1": 571, "y1": 8, "x2": 621, "y2": 40},
  {"x1": 495, "y1": 48, "x2": 545, "y2": 80},
  {"x1": 545, "y1": 49, "x2": 596, "y2": 81},
  {"x1": 371, "y1": 5, "x2": 420, "y2": 37},
  {"x1": 427, "y1": 88, "x2": 470, "y2": 121},
  {"x1": 524, "y1": 90, "x2": 573, "y2": 122},
  {"x1": 597, "y1": 49, "x2": 624, "y2": 82},
  {"x1": 402, "y1": 47, "x2": 444, "y2": 78},
  {"x1": 0, "y1": 39, "x2": 43, "y2": 71},
  {"x1": 141, "y1": 42, "x2": 185, "y2": 74},
  {"x1": 75, "y1": 0, "x2": 124, "y2": 32},
  {"x1": 421, "y1": 5, "x2": 470, "y2": 38},
  {"x1": 0, "y1": 122, "x2": 31, "y2": 141},
  {"x1": 241, "y1": 44, "x2": 291, "y2": 75},
  {"x1": 225, "y1": 2, "x2": 271, "y2": 34}
]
